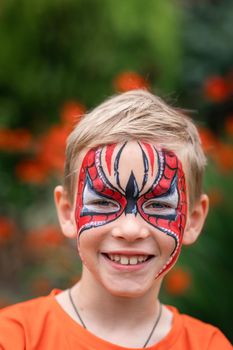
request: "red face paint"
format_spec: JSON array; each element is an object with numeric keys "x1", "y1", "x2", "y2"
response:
[
  {"x1": 105, "y1": 143, "x2": 116, "y2": 176},
  {"x1": 75, "y1": 142, "x2": 187, "y2": 278}
]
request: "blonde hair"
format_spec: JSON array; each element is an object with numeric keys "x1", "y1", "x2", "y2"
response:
[{"x1": 64, "y1": 90, "x2": 206, "y2": 208}]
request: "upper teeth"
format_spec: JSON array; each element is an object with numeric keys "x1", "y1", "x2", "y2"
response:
[{"x1": 108, "y1": 254, "x2": 148, "y2": 265}]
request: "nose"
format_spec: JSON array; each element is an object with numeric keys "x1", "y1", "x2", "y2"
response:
[{"x1": 111, "y1": 214, "x2": 150, "y2": 242}]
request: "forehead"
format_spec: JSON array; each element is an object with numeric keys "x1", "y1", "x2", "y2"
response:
[
  {"x1": 98, "y1": 142, "x2": 159, "y2": 190},
  {"x1": 76, "y1": 141, "x2": 186, "y2": 194},
  {"x1": 77, "y1": 141, "x2": 183, "y2": 169},
  {"x1": 78, "y1": 141, "x2": 157, "y2": 175}
]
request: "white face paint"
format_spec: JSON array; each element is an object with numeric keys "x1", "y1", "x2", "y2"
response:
[
  {"x1": 81, "y1": 174, "x2": 121, "y2": 215},
  {"x1": 142, "y1": 177, "x2": 179, "y2": 217}
]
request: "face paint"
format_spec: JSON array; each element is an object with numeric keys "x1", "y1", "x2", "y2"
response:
[{"x1": 75, "y1": 142, "x2": 187, "y2": 278}]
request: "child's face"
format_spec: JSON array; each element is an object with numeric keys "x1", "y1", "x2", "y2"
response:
[{"x1": 74, "y1": 141, "x2": 187, "y2": 296}]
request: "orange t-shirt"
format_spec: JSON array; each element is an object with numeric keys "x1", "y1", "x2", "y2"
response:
[{"x1": 0, "y1": 289, "x2": 231, "y2": 350}]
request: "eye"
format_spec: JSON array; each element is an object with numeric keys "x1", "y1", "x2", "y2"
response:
[
  {"x1": 142, "y1": 200, "x2": 176, "y2": 217},
  {"x1": 81, "y1": 176, "x2": 121, "y2": 215},
  {"x1": 82, "y1": 197, "x2": 120, "y2": 214},
  {"x1": 146, "y1": 202, "x2": 171, "y2": 209},
  {"x1": 90, "y1": 200, "x2": 119, "y2": 208}
]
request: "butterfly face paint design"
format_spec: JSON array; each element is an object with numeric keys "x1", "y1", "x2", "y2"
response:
[{"x1": 75, "y1": 142, "x2": 187, "y2": 277}]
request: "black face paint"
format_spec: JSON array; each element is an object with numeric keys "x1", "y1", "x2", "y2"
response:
[
  {"x1": 114, "y1": 142, "x2": 127, "y2": 191},
  {"x1": 138, "y1": 142, "x2": 149, "y2": 191},
  {"x1": 125, "y1": 171, "x2": 139, "y2": 215}
]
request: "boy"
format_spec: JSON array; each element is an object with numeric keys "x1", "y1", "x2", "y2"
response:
[{"x1": 0, "y1": 90, "x2": 231, "y2": 349}]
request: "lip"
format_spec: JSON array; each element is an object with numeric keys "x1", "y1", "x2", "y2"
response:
[
  {"x1": 101, "y1": 250, "x2": 155, "y2": 256},
  {"x1": 100, "y1": 252, "x2": 155, "y2": 272}
]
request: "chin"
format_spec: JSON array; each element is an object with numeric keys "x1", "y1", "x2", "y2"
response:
[{"x1": 102, "y1": 280, "x2": 152, "y2": 298}]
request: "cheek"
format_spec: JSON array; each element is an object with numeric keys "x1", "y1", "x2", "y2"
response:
[
  {"x1": 77, "y1": 228, "x2": 105, "y2": 262},
  {"x1": 152, "y1": 228, "x2": 176, "y2": 256}
]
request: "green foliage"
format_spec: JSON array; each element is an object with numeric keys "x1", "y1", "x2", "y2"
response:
[{"x1": 0, "y1": 0, "x2": 181, "y2": 127}]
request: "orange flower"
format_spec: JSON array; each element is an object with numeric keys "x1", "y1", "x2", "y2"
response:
[
  {"x1": 25, "y1": 225, "x2": 65, "y2": 250},
  {"x1": 15, "y1": 160, "x2": 48, "y2": 184},
  {"x1": 114, "y1": 71, "x2": 150, "y2": 92},
  {"x1": 198, "y1": 127, "x2": 218, "y2": 153},
  {"x1": 165, "y1": 267, "x2": 191, "y2": 295},
  {"x1": 38, "y1": 125, "x2": 69, "y2": 174},
  {"x1": 40, "y1": 226, "x2": 65, "y2": 246},
  {"x1": 212, "y1": 143, "x2": 233, "y2": 172},
  {"x1": 0, "y1": 217, "x2": 14, "y2": 244},
  {"x1": 0, "y1": 129, "x2": 32, "y2": 152},
  {"x1": 204, "y1": 76, "x2": 229, "y2": 103},
  {"x1": 60, "y1": 101, "x2": 85, "y2": 127},
  {"x1": 17, "y1": 124, "x2": 69, "y2": 183},
  {"x1": 225, "y1": 115, "x2": 233, "y2": 136}
]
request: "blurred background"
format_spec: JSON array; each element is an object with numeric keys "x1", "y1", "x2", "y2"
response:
[{"x1": 0, "y1": 0, "x2": 232, "y2": 341}]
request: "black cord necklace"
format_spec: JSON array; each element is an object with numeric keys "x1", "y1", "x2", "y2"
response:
[
  {"x1": 68, "y1": 288, "x2": 86, "y2": 329},
  {"x1": 68, "y1": 288, "x2": 163, "y2": 348}
]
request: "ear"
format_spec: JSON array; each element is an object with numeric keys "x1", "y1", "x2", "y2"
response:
[
  {"x1": 54, "y1": 185, "x2": 76, "y2": 238},
  {"x1": 183, "y1": 194, "x2": 209, "y2": 245}
]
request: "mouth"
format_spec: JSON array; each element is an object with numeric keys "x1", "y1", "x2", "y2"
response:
[{"x1": 101, "y1": 253, "x2": 155, "y2": 266}]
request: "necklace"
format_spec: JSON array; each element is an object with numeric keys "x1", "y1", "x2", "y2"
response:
[{"x1": 68, "y1": 288, "x2": 163, "y2": 348}]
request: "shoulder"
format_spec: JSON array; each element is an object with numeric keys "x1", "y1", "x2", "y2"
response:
[
  {"x1": 0, "y1": 290, "x2": 58, "y2": 322},
  {"x1": 173, "y1": 308, "x2": 232, "y2": 350},
  {"x1": 0, "y1": 289, "x2": 61, "y2": 350}
]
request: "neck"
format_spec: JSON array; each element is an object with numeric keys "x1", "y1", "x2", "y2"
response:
[{"x1": 71, "y1": 268, "x2": 162, "y2": 329}]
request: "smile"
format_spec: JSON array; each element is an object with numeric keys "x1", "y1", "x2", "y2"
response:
[{"x1": 102, "y1": 253, "x2": 154, "y2": 265}]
